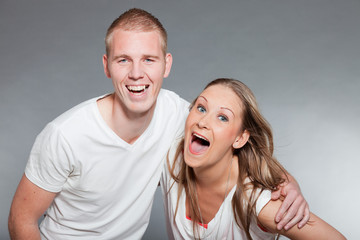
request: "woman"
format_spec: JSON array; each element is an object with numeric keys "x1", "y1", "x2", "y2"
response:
[{"x1": 161, "y1": 78, "x2": 345, "y2": 239}]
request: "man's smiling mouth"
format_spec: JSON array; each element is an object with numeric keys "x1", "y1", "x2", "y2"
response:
[{"x1": 126, "y1": 85, "x2": 149, "y2": 94}]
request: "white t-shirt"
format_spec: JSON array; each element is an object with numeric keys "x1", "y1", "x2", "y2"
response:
[
  {"x1": 161, "y1": 140, "x2": 276, "y2": 240},
  {"x1": 25, "y1": 89, "x2": 189, "y2": 240}
]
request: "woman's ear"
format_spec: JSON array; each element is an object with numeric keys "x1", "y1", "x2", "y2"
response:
[{"x1": 233, "y1": 130, "x2": 250, "y2": 149}]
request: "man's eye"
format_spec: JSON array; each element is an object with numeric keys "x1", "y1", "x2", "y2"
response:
[
  {"x1": 218, "y1": 115, "x2": 228, "y2": 122},
  {"x1": 118, "y1": 59, "x2": 127, "y2": 63},
  {"x1": 145, "y1": 58, "x2": 154, "y2": 63},
  {"x1": 197, "y1": 105, "x2": 206, "y2": 113}
]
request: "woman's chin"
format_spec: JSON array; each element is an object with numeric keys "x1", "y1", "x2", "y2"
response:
[{"x1": 184, "y1": 154, "x2": 202, "y2": 169}]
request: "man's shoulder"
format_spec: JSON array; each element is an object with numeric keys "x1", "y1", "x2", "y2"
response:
[
  {"x1": 158, "y1": 89, "x2": 189, "y2": 107},
  {"x1": 155, "y1": 89, "x2": 189, "y2": 122},
  {"x1": 49, "y1": 94, "x2": 107, "y2": 131},
  {"x1": 32, "y1": 95, "x2": 111, "y2": 157},
  {"x1": 158, "y1": 88, "x2": 180, "y2": 98}
]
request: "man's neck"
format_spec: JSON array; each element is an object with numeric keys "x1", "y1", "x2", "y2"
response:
[{"x1": 97, "y1": 93, "x2": 155, "y2": 144}]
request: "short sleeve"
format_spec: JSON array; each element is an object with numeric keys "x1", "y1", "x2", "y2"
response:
[
  {"x1": 160, "y1": 137, "x2": 182, "y2": 192},
  {"x1": 174, "y1": 98, "x2": 190, "y2": 139},
  {"x1": 255, "y1": 189, "x2": 272, "y2": 216},
  {"x1": 25, "y1": 122, "x2": 74, "y2": 193}
]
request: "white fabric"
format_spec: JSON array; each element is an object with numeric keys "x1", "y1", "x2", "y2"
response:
[
  {"x1": 161, "y1": 140, "x2": 276, "y2": 240},
  {"x1": 25, "y1": 89, "x2": 189, "y2": 240}
]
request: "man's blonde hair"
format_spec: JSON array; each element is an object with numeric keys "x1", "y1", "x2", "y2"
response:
[{"x1": 105, "y1": 8, "x2": 167, "y2": 56}]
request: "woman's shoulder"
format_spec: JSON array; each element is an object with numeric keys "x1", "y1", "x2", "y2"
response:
[{"x1": 242, "y1": 178, "x2": 272, "y2": 216}]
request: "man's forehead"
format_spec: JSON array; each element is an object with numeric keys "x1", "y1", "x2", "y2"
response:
[{"x1": 108, "y1": 29, "x2": 166, "y2": 56}]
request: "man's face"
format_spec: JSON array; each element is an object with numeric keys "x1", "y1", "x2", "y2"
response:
[{"x1": 103, "y1": 29, "x2": 172, "y2": 116}]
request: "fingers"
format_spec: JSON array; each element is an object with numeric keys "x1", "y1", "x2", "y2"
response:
[
  {"x1": 297, "y1": 202, "x2": 310, "y2": 229},
  {"x1": 276, "y1": 196, "x2": 310, "y2": 231},
  {"x1": 274, "y1": 191, "x2": 296, "y2": 223},
  {"x1": 282, "y1": 199, "x2": 306, "y2": 230},
  {"x1": 271, "y1": 189, "x2": 281, "y2": 200},
  {"x1": 272, "y1": 182, "x2": 286, "y2": 200},
  {"x1": 273, "y1": 173, "x2": 310, "y2": 231}
]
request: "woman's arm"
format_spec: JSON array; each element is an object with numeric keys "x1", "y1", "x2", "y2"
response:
[{"x1": 258, "y1": 199, "x2": 346, "y2": 240}]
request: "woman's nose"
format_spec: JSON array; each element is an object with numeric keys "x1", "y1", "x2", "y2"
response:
[{"x1": 197, "y1": 114, "x2": 210, "y2": 129}]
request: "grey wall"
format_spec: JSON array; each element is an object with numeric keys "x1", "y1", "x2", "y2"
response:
[{"x1": 1, "y1": 0, "x2": 359, "y2": 239}]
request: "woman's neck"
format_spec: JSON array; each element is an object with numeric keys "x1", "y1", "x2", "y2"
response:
[
  {"x1": 187, "y1": 155, "x2": 239, "y2": 224},
  {"x1": 194, "y1": 155, "x2": 239, "y2": 191}
]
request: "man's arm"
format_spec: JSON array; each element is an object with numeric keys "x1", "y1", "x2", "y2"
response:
[
  {"x1": 258, "y1": 199, "x2": 346, "y2": 240},
  {"x1": 8, "y1": 174, "x2": 57, "y2": 240},
  {"x1": 271, "y1": 173, "x2": 310, "y2": 230}
]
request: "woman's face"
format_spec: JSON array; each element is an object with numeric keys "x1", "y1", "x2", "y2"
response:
[{"x1": 184, "y1": 84, "x2": 248, "y2": 170}]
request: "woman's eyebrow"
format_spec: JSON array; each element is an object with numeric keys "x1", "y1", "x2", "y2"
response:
[
  {"x1": 198, "y1": 96, "x2": 207, "y2": 102},
  {"x1": 220, "y1": 107, "x2": 235, "y2": 117}
]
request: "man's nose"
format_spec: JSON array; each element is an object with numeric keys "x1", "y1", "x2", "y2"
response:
[{"x1": 128, "y1": 62, "x2": 144, "y2": 80}]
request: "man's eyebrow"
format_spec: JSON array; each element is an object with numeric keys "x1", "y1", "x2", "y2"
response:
[
  {"x1": 112, "y1": 54, "x2": 161, "y2": 61},
  {"x1": 113, "y1": 54, "x2": 130, "y2": 61},
  {"x1": 143, "y1": 54, "x2": 161, "y2": 60}
]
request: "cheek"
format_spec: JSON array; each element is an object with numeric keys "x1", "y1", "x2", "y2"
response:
[
  {"x1": 215, "y1": 126, "x2": 238, "y2": 144},
  {"x1": 184, "y1": 119, "x2": 192, "y2": 136},
  {"x1": 185, "y1": 111, "x2": 197, "y2": 128},
  {"x1": 147, "y1": 63, "x2": 166, "y2": 78},
  {"x1": 110, "y1": 65, "x2": 127, "y2": 79}
]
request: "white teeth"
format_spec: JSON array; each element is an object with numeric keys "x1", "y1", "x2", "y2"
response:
[
  {"x1": 193, "y1": 133, "x2": 208, "y2": 141},
  {"x1": 127, "y1": 85, "x2": 146, "y2": 91}
]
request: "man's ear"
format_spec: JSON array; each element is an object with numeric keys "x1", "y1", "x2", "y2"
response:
[
  {"x1": 102, "y1": 54, "x2": 111, "y2": 78},
  {"x1": 163, "y1": 53, "x2": 173, "y2": 78},
  {"x1": 233, "y1": 130, "x2": 250, "y2": 149}
]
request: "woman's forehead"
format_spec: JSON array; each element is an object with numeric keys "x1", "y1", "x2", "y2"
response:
[{"x1": 199, "y1": 85, "x2": 244, "y2": 114}]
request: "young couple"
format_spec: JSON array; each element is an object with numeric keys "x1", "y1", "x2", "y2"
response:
[{"x1": 8, "y1": 8, "x2": 344, "y2": 240}]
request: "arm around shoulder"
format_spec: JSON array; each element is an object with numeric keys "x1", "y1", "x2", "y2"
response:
[
  {"x1": 258, "y1": 199, "x2": 346, "y2": 240},
  {"x1": 8, "y1": 174, "x2": 57, "y2": 240}
]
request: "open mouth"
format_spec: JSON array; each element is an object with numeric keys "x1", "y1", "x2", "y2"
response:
[
  {"x1": 126, "y1": 85, "x2": 149, "y2": 95},
  {"x1": 189, "y1": 133, "x2": 210, "y2": 154}
]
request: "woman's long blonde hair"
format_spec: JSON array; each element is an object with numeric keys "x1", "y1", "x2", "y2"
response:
[{"x1": 168, "y1": 78, "x2": 287, "y2": 239}]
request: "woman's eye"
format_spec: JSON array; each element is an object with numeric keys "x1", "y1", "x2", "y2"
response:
[
  {"x1": 218, "y1": 115, "x2": 228, "y2": 122},
  {"x1": 197, "y1": 105, "x2": 206, "y2": 113}
]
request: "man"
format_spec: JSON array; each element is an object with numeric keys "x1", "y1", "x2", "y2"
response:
[{"x1": 8, "y1": 8, "x2": 308, "y2": 239}]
